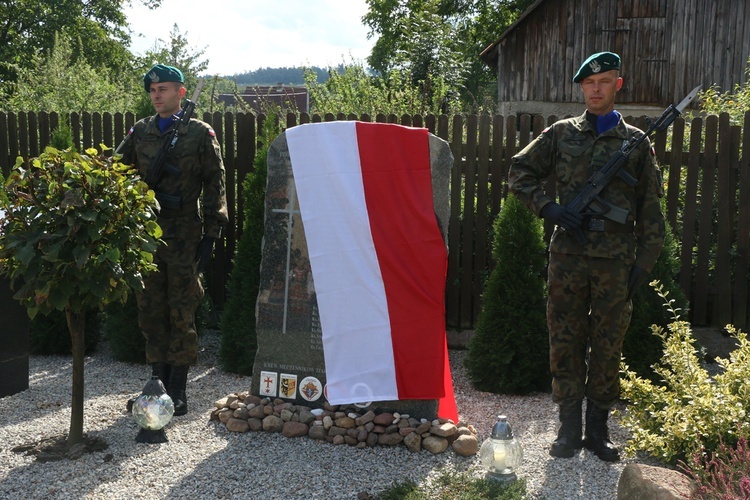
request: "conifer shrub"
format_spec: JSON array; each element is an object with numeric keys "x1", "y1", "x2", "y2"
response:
[
  {"x1": 219, "y1": 116, "x2": 278, "y2": 374},
  {"x1": 618, "y1": 285, "x2": 750, "y2": 464},
  {"x1": 101, "y1": 295, "x2": 144, "y2": 363},
  {"x1": 465, "y1": 194, "x2": 550, "y2": 394},
  {"x1": 622, "y1": 216, "x2": 688, "y2": 380},
  {"x1": 30, "y1": 309, "x2": 100, "y2": 355}
]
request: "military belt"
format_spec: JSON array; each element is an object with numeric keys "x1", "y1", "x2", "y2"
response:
[
  {"x1": 583, "y1": 217, "x2": 635, "y2": 233},
  {"x1": 156, "y1": 192, "x2": 199, "y2": 218}
]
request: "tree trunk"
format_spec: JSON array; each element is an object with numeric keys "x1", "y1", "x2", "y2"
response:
[{"x1": 65, "y1": 305, "x2": 86, "y2": 446}]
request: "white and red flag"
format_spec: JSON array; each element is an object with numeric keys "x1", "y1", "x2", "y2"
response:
[{"x1": 286, "y1": 121, "x2": 457, "y2": 421}]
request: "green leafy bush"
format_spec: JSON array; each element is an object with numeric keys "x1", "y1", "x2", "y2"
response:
[
  {"x1": 618, "y1": 285, "x2": 750, "y2": 463},
  {"x1": 699, "y1": 57, "x2": 750, "y2": 125},
  {"x1": 219, "y1": 115, "x2": 278, "y2": 374},
  {"x1": 623, "y1": 216, "x2": 689, "y2": 380},
  {"x1": 465, "y1": 194, "x2": 550, "y2": 394}
]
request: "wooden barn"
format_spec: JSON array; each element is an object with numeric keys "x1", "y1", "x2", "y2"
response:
[{"x1": 480, "y1": 0, "x2": 750, "y2": 116}]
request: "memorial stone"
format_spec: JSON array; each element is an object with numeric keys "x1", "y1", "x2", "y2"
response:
[
  {"x1": 252, "y1": 126, "x2": 453, "y2": 420},
  {"x1": 0, "y1": 276, "x2": 30, "y2": 397}
]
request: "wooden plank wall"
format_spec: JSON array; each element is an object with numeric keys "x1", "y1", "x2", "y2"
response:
[
  {"x1": 495, "y1": 0, "x2": 750, "y2": 107},
  {"x1": 1, "y1": 110, "x2": 750, "y2": 331}
]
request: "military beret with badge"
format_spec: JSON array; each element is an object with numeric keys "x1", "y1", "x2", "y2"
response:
[
  {"x1": 143, "y1": 64, "x2": 184, "y2": 92},
  {"x1": 573, "y1": 52, "x2": 621, "y2": 83}
]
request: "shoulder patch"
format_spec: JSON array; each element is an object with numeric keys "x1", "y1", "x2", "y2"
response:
[
  {"x1": 542, "y1": 126, "x2": 551, "y2": 134},
  {"x1": 208, "y1": 128, "x2": 216, "y2": 137},
  {"x1": 651, "y1": 146, "x2": 656, "y2": 156}
]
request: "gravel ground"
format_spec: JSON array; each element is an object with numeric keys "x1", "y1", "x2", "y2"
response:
[{"x1": 0, "y1": 331, "x2": 657, "y2": 499}]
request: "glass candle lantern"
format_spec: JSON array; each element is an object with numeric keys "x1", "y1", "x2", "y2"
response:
[
  {"x1": 133, "y1": 375, "x2": 174, "y2": 444},
  {"x1": 479, "y1": 415, "x2": 523, "y2": 481}
]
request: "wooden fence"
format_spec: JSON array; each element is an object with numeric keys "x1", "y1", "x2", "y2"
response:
[{"x1": 1, "y1": 110, "x2": 749, "y2": 330}]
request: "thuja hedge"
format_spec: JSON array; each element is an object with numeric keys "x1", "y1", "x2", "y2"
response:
[
  {"x1": 467, "y1": 194, "x2": 689, "y2": 393},
  {"x1": 465, "y1": 193, "x2": 550, "y2": 394},
  {"x1": 219, "y1": 117, "x2": 278, "y2": 375}
]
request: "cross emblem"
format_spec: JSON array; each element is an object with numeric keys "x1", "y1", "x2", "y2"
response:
[
  {"x1": 263, "y1": 376, "x2": 273, "y2": 392},
  {"x1": 271, "y1": 182, "x2": 300, "y2": 334}
]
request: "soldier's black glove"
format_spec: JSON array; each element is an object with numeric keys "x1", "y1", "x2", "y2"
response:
[
  {"x1": 541, "y1": 202, "x2": 583, "y2": 231},
  {"x1": 195, "y1": 237, "x2": 215, "y2": 273},
  {"x1": 627, "y1": 266, "x2": 649, "y2": 301}
]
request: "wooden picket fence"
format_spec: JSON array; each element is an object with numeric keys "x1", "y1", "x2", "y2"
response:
[{"x1": 1, "y1": 110, "x2": 749, "y2": 330}]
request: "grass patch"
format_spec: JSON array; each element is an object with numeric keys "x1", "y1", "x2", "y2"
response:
[{"x1": 376, "y1": 469, "x2": 527, "y2": 499}]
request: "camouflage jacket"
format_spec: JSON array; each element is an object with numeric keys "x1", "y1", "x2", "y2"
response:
[
  {"x1": 120, "y1": 115, "x2": 228, "y2": 240},
  {"x1": 508, "y1": 112, "x2": 665, "y2": 272}
]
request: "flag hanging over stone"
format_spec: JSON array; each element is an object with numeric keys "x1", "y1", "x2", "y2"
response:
[{"x1": 286, "y1": 121, "x2": 456, "y2": 420}]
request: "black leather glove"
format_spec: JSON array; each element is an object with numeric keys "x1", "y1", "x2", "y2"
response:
[
  {"x1": 541, "y1": 202, "x2": 583, "y2": 231},
  {"x1": 195, "y1": 237, "x2": 215, "y2": 273},
  {"x1": 627, "y1": 266, "x2": 649, "y2": 301}
]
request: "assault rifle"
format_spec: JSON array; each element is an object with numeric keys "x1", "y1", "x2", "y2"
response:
[{"x1": 567, "y1": 84, "x2": 701, "y2": 244}]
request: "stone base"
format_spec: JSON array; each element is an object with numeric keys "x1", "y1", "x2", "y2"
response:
[{"x1": 617, "y1": 463, "x2": 696, "y2": 500}]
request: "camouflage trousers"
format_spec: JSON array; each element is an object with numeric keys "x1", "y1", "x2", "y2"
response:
[
  {"x1": 547, "y1": 251, "x2": 633, "y2": 409},
  {"x1": 136, "y1": 235, "x2": 203, "y2": 366}
]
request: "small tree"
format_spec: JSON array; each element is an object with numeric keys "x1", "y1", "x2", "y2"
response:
[
  {"x1": 465, "y1": 194, "x2": 550, "y2": 394},
  {"x1": 0, "y1": 146, "x2": 161, "y2": 447}
]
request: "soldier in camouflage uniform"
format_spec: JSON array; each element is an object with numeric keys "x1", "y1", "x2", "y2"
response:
[
  {"x1": 121, "y1": 64, "x2": 228, "y2": 416},
  {"x1": 508, "y1": 52, "x2": 665, "y2": 462}
]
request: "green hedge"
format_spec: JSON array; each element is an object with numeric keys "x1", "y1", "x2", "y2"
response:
[{"x1": 465, "y1": 194, "x2": 551, "y2": 394}]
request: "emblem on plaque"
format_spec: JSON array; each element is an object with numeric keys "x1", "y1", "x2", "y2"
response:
[
  {"x1": 279, "y1": 373, "x2": 298, "y2": 399},
  {"x1": 299, "y1": 376, "x2": 322, "y2": 402}
]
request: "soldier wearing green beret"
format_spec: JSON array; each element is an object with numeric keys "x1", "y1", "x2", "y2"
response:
[
  {"x1": 508, "y1": 52, "x2": 665, "y2": 461},
  {"x1": 121, "y1": 64, "x2": 228, "y2": 416}
]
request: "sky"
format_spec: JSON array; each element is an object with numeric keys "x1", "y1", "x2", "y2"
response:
[{"x1": 123, "y1": 0, "x2": 377, "y2": 76}]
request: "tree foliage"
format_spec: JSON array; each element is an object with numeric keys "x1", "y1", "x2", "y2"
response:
[
  {"x1": 232, "y1": 66, "x2": 334, "y2": 86},
  {"x1": 362, "y1": 0, "x2": 534, "y2": 111},
  {"x1": 699, "y1": 57, "x2": 750, "y2": 125},
  {"x1": 1, "y1": 33, "x2": 131, "y2": 113},
  {"x1": 0, "y1": 148, "x2": 161, "y2": 317},
  {"x1": 0, "y1": 0, "x2": 161, "y2": 83},
  {"x1": 304, "y1": 60, "x2": 450, "y2": 116}
]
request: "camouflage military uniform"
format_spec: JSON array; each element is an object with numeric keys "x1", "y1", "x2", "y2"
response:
[
  {"x1": 121, "y1": 116, "x2": 228, "y2": 366},
  {"x1": 508, "y1": 112, "x2": 665, "y2": 409}
]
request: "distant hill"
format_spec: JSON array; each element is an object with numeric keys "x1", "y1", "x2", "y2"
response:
[{"x1": 228, "y1": 65, "x2": 345, "y2": 85}]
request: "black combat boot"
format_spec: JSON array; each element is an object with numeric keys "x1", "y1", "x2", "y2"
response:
[
  {"x1": 167, "y1": 365, "x2": 189, "y2": 416},
  {"x1": 582, "y1": 400, "x2": 620, "y2": 462},
  {"x1": 549, "y1": 401, "x2": 583, "y2": 458},
  {"x1": 127, "y1": 362, "x2": 169, "y2": 413}
]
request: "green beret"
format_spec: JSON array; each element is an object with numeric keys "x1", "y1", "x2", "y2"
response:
[
  {"x1": 143, "y1": 64, "x2": 184, "y2": 92},
  {"x1": 573, "y1": 52, "x2": 621, "y2": 83}
]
